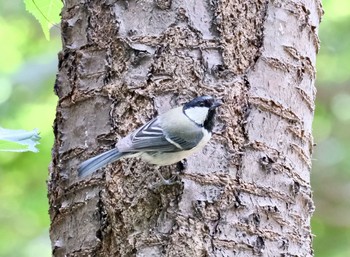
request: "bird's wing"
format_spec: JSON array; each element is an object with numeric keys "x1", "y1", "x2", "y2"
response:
[{"x1": 118, "y1": 117, "x2": 202, "y2": 152}]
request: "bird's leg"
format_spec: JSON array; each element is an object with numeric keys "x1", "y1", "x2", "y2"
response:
[
  {"x1": 149, "y1": 166, "x2": 181, "y2": 189},
  {"x1": 155, "y1": 166, "x2": 174, "y2": 185}
]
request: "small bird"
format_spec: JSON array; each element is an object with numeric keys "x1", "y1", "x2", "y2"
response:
[{"x1": 78, "y1": 96, "x2": 222, "y2": 181}]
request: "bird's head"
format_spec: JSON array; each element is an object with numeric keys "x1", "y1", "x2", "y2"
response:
[{"x1": 183, "y1": 96, "x2": 222, "y2": 131}]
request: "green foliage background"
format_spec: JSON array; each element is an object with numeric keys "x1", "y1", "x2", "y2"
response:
[
  {"x1": 0, "y1": 1, "x2": 59, "y2": 256},
  {"x1": 0, "y1": 0, "x2": 348, "y2": 256}
]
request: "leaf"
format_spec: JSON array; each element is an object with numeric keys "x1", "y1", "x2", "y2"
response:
[
  {"x1": 24, "y1": 0, "x2": 63, "y2": 40},
  {"x1": 0, "y1": 127, "x2": 40, "y2": 153}
]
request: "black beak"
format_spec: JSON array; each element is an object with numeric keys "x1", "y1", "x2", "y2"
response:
[{"x1": 211, "y1": 99, "x2": 223, "y2": 109}]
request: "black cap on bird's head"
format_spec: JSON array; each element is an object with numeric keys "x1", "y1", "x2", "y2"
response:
[
  {"x1": 183, "y1": 96, "x2": 222, "y2": 131},
  {"x1": 184, "y1": 95, "x2": 222, "y2": 110}
]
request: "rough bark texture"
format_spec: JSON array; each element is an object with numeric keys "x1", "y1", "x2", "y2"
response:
[{"x1": 49, "y1": 0, "x2": 322, "y2": 256}]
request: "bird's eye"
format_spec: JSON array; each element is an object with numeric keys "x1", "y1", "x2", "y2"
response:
[{"x1": 199, "y1": 103, "x2": 205, "y2": 107}]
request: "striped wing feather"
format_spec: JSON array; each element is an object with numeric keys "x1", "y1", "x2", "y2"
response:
[
  {"x1": 130, "y1": 118, "x2": 178, "y2": 151},
  {"x1": 127, "y1": 115, "x2": 202, "y2": 152}
]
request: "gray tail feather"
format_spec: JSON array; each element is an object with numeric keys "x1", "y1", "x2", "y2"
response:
[{"x1": 78, "y1": 148, "x2": 124, "y2": 178}]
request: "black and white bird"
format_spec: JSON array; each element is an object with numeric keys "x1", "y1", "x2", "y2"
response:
[{"x1": 78, "y1": 96, "x2": 222, "y2": 180}]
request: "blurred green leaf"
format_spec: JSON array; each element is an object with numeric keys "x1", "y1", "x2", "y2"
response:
[
  {"x1": 322, "y1": 0, "x2": 350, "y2": 21},
  {"x1": 24, "y1": 0, "x2": 63, "y2": 40}
]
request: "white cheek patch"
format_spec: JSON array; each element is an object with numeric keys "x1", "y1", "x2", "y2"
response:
[{"x1": 184, "y1": 107, "x2": 209, "y2": 125}]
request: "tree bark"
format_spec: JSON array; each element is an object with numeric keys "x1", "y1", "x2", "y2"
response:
[{"x1": 49, "y1": 0, "x2": 322, "y2": 256}]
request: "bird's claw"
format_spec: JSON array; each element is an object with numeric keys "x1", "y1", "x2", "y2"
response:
[{"x1": 149, "y1": 170, "x2": 181, "y2": 190}]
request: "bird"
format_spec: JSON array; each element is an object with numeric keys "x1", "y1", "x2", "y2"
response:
[{"x1": 77, "y1": 95, "x2": 222, "y2": 182}]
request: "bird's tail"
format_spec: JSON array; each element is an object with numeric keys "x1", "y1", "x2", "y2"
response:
[{"x1": 78, "y1": 148, "x2": 124, "y2": 178}]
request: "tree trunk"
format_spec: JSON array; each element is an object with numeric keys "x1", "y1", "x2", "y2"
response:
[{"x1": 49, "y1": 0, "x2": 322, "y2": 256}]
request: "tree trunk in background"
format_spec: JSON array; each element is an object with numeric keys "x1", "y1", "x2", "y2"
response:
[{"x1": 49, "y1": 0, "x2": 322, "y2": 256}]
